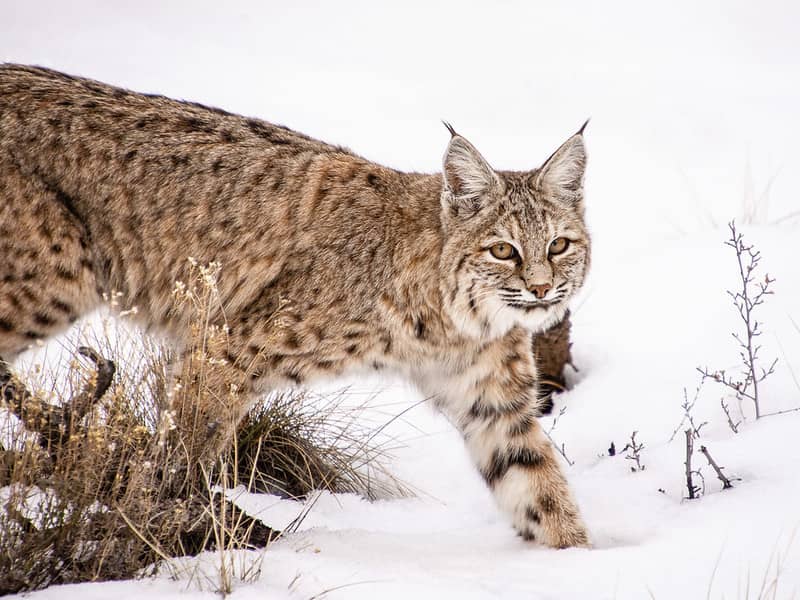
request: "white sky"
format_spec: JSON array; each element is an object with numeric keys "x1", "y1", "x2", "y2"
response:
[{"x1": 3, "y1": 1, "x2": 799, "y2": 252}]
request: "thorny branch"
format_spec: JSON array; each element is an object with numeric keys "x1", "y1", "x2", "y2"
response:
[{"x1": 698, "y1": 221, "x2": 776, "y2": 420}]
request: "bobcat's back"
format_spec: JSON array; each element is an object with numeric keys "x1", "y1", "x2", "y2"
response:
[{"x1": 0, "y1": 64, "x2": 444, "y2": 366}]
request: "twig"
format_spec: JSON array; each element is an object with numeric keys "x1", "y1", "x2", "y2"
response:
[
  {"x1": 543, "y1": 406, "x2": 574, "y2": 466},
  {"x1": 542, "y1": 428, "x2": 574, "y2": 466},
  {"x1": 699, "y1": 445, "x2": 737, "y2": 490},
  {"x1": 760, "y1": 407, "x2": 800, "y2": 418},
  {"x1": 670, "y1": 385, "x2": 707, "y2": 442},
  {"x1": 622, "y1": 431, "x2": 645, "y2": 472},
  {"x1": 684, "y1": 429, "x2": 700, "y2": 499},
  {"x1": 720, "y1": 399, "x2": 741, "y2": 433},
  {"x1": 547, "y1": 406, "x2": 567, "y2": 435}
]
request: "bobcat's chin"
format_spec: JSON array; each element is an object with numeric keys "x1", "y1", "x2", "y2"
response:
[
  {"x1": 513, "y1": 300, "x2": 569, "y2": 335},
  {"x1": 448, "y1": 294, "x2": 568, "y2": 342}
]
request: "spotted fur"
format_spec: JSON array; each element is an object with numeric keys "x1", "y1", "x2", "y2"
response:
[{"x1": 0, "y1": 65, "x2": 590, "y2": 547}]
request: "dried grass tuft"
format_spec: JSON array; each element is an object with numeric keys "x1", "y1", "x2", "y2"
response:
[{"x1": 0, "y1": 261, "x2": 404, "y2": 594}]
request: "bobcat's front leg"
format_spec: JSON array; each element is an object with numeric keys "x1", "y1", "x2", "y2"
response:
[{"x1": 425, "y1": 328, "x2": 590, "y2": 548}]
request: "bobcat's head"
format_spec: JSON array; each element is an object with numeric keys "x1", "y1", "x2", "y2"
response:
[{"x1": 439, "y1": 123, "x2": 590, "y2": 340}]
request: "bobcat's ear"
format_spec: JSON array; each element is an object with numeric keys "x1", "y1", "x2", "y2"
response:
[
  {"x1": 533, "y1": 123, "x2": 588, "y2": 202},
  {"x1": 441, "y1": 123, "x2": 499, "y2": 217}
]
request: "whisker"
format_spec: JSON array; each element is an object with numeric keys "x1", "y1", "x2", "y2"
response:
[
  {"x1": 499, "y1": 287, "x2": 522, "y2": 296},
  {"x1": 455, "y1": 280, "x2": 568, "y2": 334}
]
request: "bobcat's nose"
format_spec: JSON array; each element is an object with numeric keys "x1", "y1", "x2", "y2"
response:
[{"x1": 530, "y1": 283, "x2": 552, "y2": 299}]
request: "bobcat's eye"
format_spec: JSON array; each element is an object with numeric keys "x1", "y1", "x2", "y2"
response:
[
  {"x1": 489, "y1": 242, "x2": 517, "y2": 260},
  {"x1": 549, "y1": 237, "x2": 570, "y2": 256}
]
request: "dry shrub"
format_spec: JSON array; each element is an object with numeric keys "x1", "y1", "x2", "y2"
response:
[
  {"x1": 0, "y1": 261, "x2": 402, "y2": 595},
  {"x1": 235, "y1": 389, "x2": 402, "y2": 501}
]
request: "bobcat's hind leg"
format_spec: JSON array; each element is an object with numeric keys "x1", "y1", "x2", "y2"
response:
[{"x1": 0, "y1": 158, "x2": 100, "y2": 358}]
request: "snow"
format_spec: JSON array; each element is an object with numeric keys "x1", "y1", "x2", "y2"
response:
[{"x1": 4, "y1": 1, "x2": 800, "y2": 598}]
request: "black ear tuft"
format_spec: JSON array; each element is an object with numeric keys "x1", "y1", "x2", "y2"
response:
[{"x1": 442, "y1": 121, "x2": 457, "y2": 137}]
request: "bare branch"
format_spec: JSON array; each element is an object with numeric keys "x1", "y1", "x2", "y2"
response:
[
  {"x1": 542, "y1": 406, "x2": 574, "y2": 466},
  {"x1": 700, "y1": 221, "x2": 777, "y2": 420},
  {"x1": 542, "y1": 428, "x2": 574, "y2": 466},
  {"x1": 622, "y1": 431, "x2": 645, "y2": 472},
  {"x1": 684, "y1": 429, "x2": 700, "y2": 500},
  {"x1": 760, "y1": 406, "x2": 800, "y2": 418},
  {"x1": 699, "y1": 445, "x2": 738, "y2": 490},
  {"x1": 720, "y1": 399, "x2": 741, "y2": 433},
  {"x1": 670, "y1": 385, "x2": 707, "y2": 442}
]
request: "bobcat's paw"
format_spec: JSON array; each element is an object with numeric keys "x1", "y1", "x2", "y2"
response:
[
  {"x1": 518, "y1": 503, "x2": 591, "y2": 549},
  {"x1": 548, "y1": 521, "x2": 591, "y2": 549}
]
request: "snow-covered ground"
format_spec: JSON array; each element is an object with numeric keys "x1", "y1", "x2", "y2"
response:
[{"x1": 4, "y1": 1, "x2": 800, "y2": 598}]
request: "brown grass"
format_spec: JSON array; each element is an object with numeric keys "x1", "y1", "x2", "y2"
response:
[{"x1": 0, "y1": 261, "x2": 403, "y2": 595}]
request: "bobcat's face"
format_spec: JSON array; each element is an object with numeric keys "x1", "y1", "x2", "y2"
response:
[{"x1": 439, "y1": 125, "x2": 590, "y2": 340}]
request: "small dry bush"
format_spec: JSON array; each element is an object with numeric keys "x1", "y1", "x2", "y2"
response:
[
  {"x1": 0, "y1": 261, "x2": 402, "y2": 595},
  {"x1": 235, "y1": 389, "x2": 401, "y2": 501}
]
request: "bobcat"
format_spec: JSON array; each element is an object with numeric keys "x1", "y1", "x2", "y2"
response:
[{"x1": 0, "y1": 65, "x2": 590, "y2": 548}]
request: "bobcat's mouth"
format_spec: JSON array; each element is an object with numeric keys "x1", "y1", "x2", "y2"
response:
[
  {"x1": 505, "y1": 299, "x2": 559, "y2": 311},
  {"x1": 498, "y1": 287, "x2": 566, "y2": 312}
]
